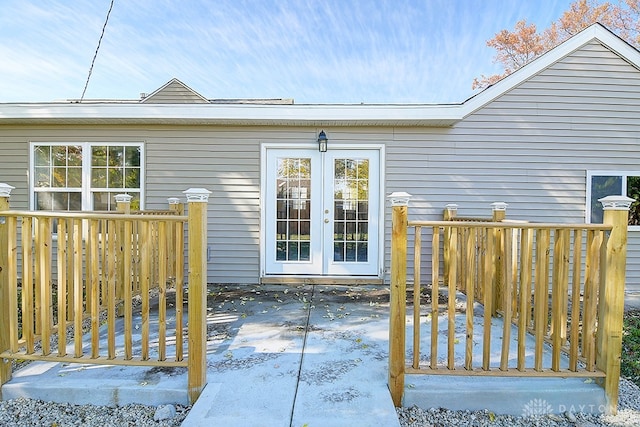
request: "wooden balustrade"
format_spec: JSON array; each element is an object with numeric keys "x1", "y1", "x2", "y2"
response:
[
  {"x1": 0, "y1": 190, "x2": 209, "y2": 404},
  {"x1": 389, "y1": 196, "x2": 633, "y2": 415}
]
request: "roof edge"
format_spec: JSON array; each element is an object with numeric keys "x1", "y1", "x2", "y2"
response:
[
  {"x1": 0, "y1": 103, "x2": 464, "y2": 127},
  {"x1": 460, "y1": 23, "x2": 639, "y2": 117}
]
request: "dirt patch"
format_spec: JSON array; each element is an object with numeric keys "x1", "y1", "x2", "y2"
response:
[
  {"x1": 299, "y1": 359, "x2": 360, "y2": 386},
  {"x1": 321, "y1": 386, "x2": 363, "y2": 403},
  {"x1": 208, "y1": 352, "x2": 281, "y2": 372}
]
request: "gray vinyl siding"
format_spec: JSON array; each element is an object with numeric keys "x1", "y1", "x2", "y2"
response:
[
  {"x1": 0, "y1": 129, "x2": 32, "y2": 208},
  {"x1": 145, "y1": 128, "x2": 262, "y2": 283},
  {"x1": 3, "y1": 40, "x2": 640, "y2": 292},
  {"x1": 145, "y1": 127, "x2": 384, "y2": 282},
  {"x1": 385, "y1": 40, "x2": 640, "y2": 291}
]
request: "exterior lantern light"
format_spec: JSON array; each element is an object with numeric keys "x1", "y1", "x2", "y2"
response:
[
  {"x1": 184, "y1": 188, "x2": 212, "y2": 202},
  {"x1": 491, "y1": 202, "x2": 508, "y2": 212},
  {"x1": 318, "y1": 130, "x2": 328, "y2": 153},
  {"x1": 598, "y1": 195, "x2": 635, "y2": 210},
  {"x1": 0, "y1": 183, "x2": 15, "y2": 198},
  {"x1": 167, "y1": 197, "x2": 181, "y2": 205},
  {"x1": 114, "y1": 194, "x2": 133, "y2": 203},
  {"x1": 387, "y1": 191, "x2": 412, "y2": 206}
]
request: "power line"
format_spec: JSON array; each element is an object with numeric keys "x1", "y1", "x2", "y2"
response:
[{"x1": 80, "y1": 0, "x2": 115, "y2": 102}]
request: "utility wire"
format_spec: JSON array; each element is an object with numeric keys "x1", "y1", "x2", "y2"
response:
[{"x1": 80, "y1": 0, "x2": 115, "y2": 102}]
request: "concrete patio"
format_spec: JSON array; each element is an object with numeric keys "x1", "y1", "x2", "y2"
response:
[{"x1": 2, "y1": 284, "x2": 627, "y2": 425}]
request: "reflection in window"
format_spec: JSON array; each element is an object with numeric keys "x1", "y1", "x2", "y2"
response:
[
  {"x1": 33, "y1": 143, "x2": 143, "y2": 212},
  {"x1": 333, "y1": 158, "x2": 369, "y2": 263},
  {"x1": 589, "y1": 173, "x2": 640, "y2": 225},
  {"x1": 275, "y1": 158, "x2": 311, "y2": 261}
]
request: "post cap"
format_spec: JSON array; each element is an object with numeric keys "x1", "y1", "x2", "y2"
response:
[
  {"x1": 387, "y1": 192, "x2": 412, "y2": 206},
  {"x1": 114, "y1": 194, "x2": 133, "y2": 203},
  {"x1": 444, "y1": 203, "x2": 459, "y2": 211},
  {"x1": 491, "y1": 202, "x2": 508, "y2": 211},
  {"x1": 0, "y1": 183, "x2": 15, "y2": 198},
  {"x1": 184, "y1": 188, "x2": 212, "y2": 202},
  {"x1": 167, "y1": 197, "x2": 181, "y2": 205},
  {"x1": 598, "y1": 195, "x2": 635, "y2": 210}
]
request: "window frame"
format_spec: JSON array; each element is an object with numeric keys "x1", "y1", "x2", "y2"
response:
[
  {"x1": 587, "y1": 170, "x2": 639, "y2": 229},
  {"x1": 29, "y1": 142, "x2": 145, "y2": 211}
]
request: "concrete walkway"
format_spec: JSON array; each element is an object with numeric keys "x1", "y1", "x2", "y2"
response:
[
  {"x1": 5, "y1": 283, "x2": 631, "y2": 423},
  {"x1": 2, "y1": 285, "x2": 400, "y2": 427},
  {"x1": 182, "y1": 285, "x2": 398, "y2": 426}
]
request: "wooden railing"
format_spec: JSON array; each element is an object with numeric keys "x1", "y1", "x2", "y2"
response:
[
  {"x1": 0, "y1": 190, "x2": 210, "y2": 403},
  {"x1": 388, "y1": 194, "x2": 633, "y2": 415}
]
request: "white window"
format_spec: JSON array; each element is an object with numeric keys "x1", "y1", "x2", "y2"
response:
[
  {"x1": 587, "y1": 171, "x2": 640, "y2": 227},
  {"x1": 30, "y1": 143, "x2": 144, "y2": 211}
]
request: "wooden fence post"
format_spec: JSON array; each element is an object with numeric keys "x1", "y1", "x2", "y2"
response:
[
  {"x1": 597, "y1": 195, "x2": 633, "y2": 415},
  {"x1": 0, "y1": 183, "x2": 15, "y2": 391},
  {"x1": 491, "y1": 202, "x2": 507, "y2": 315},
  {"x1": 167, "y1": 198, "x2": 184, "y2": 282},
  {"x1": 443, "y1": 203, "x2": 458, "y2": 221},
  {"x1": 388, "y1": 191, "x2": 411, "y2": 407},
  {"x1": 115, "y1": 194, "x2": 132, "y2": 214},
  {"x1": 443, "y1": 204, "x2": 457, "y2": 291},
  {"x1": 184, "y1": 188, "x2": 211, "y2": 404},
  {"x1": 114, "y1": 194, "x2": 133, "y2": 316},
  {"x1": 167, "y1": 197, "x2": 184, "y2": 216}
]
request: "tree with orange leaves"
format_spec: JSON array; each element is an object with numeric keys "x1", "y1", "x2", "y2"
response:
[{"x1": 473, "y1": 0, "x2": 640, "y2": 90}]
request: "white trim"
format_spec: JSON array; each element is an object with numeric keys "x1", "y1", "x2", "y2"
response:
[
  {"x1": 29, "y1": 142, "x2": 145, "y2": 211},
  {"x1": 260, "y1": 142, "x2": 385, "y2": 278},
  {"x1": 587, "y1": 170, "x2": 640, "y2": 229},
  {"x1": 1, "y1": 25, "x2": 637, "y2": 127},
  {"x1": 1, "y1": 103, "x2": 461, "y2": 127},
  {"x1": 461, "y1": 24, "x2": 640, "y2": 118}
]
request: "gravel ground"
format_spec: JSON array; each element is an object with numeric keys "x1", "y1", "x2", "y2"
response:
[
  {"x1": 0, "y1": 399, "x2": 190, "y2": 427},
  {"x1": 0, "y1": 378, "x2": 638, "y2": 426},
  {"x1": 397, "y1": 377, "x2": 640, "y2": 427}
]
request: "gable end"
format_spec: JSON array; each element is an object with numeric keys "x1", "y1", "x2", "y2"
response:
[{"x1": 141, "y1": 78, "x2": 210, "y2": 104}]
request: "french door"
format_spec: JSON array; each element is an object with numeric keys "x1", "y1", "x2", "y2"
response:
[{"x1": 263, "y1": 147, "x2": 381, "y2": 276}]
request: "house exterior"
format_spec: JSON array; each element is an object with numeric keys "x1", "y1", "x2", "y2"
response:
[{"x1": 2, "y1": 23, "x2": 640, "y2": 292}]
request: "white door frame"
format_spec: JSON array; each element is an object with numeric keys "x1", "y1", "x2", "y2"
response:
[{"x1": 260, "y1": 142, "x2": 385, "y2": 278}]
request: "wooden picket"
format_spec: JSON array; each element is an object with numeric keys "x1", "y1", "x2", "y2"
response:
[
  {"x1": 0, "y1": 192, "x2": 209, "y2": 404},
  {"x1": 389, "y1": 196, "x2": 632, "y2": 415}
]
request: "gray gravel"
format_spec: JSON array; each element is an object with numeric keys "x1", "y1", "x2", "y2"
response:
[
  {"x1": 397, "y1": 377, "x2": 640, "y2": 427},
  {"x1": 1, "y1": 378, "x2": 638, "y2": 426},
  {"x1": 0, "y1": 399, "x2": 189, "y2": 426}
]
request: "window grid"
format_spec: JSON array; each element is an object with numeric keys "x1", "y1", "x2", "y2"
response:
[
  {"x1": 32, "y1": 142, "x2": 143, "y2": 211},
  {"x1": 275, "y1": 158, "x2": 312, "y2": 261},
  {"x1": 333, "y1": 158, "x2": 369, "y2": 263}
]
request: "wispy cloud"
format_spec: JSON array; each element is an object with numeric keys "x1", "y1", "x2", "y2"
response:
[{"x1": 0, "y1": 0, "x2": 577, "y2": 103}]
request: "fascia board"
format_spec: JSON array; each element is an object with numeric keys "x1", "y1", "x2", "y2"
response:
[{"x1": 0, "y1": 102, "x2": 464, "y2": 126}]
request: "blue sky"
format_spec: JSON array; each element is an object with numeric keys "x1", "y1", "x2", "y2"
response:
[{"x1": 1, "y1": 0, "x2": 577, "y2": 104}]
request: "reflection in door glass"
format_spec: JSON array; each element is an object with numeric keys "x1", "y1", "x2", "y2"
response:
[
  {"x1": 275, "y1": 158, "x2": 311, "y2": 261},
  {"x1": 333, "y1": 158, "x2": 369, "y2": 262}
]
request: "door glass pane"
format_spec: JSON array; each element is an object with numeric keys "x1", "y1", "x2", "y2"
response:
[
  {"x1": 333, "y1": 158, "x2": 369, "y2": 263},
  {"x1": 275, "y1": 157, "x2": 311, "y2": 261}
]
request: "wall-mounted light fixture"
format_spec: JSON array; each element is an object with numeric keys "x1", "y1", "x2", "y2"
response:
[{"x1": 318, "y1": 130, "x2": 328, "y2": 152}]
